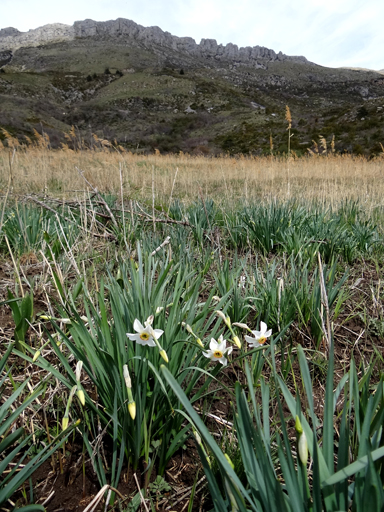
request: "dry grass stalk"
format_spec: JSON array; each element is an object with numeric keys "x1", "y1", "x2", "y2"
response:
[{"x1": 1, "y1": 147, "x2": 383, "y2": 210}]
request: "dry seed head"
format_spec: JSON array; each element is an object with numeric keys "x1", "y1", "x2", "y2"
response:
[
  {"x1": 285, "y1": 105, "x2": 292, "y2": 129},
  {"x1": 1, "y1": 129, "x2": 19, "y2": 148},
  {"x1": 1, "y1": 128, "x2": 13, "y2": 140},
  {"x1": 319, "y1": 135, "x2": 327, "y2": 153},
  {"x1": 24, "y1": 135, "x2": 33, "y2": 146}
]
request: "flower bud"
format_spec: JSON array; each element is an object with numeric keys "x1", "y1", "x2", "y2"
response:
[
  {"x1": 123, "y1": 365, "x2": 132, "y2": 388},
  {"x1": 233, "y1": 336, "x2": 241, "y2": 349},
  {"x1": 145, "y1": 315, "x2": 154, "y2": 326},
  {"x1": 193, "y1": 429, "x2": 202, "y2": 445},
  {"x1": 62, "y1": 416, "x2": 69, "y2": 431},
  {"x1": 75, "y1": 361, "x2": 83, "y2": 382},
  {"x1": 128, "y1": 401, "x2": 136, "y2": 420},
  {"x1": 196, "y1": 338, "x2": 204, "y2": 348},
  {"x1": 232, "y1": 322, "x2": 250, "y2": 330},
  {"x1": 295, "y1": 416, "x2": 308, "y2": 465},
  {"x1": 32, "y1": 350, "x2": 41, "y2": 362},
  {"x1": 298, "y1": 431, "x2": 308, "y2": 466},
  {"x1": 76, "y1": 389, "x2": 85, "y2": 406},
  {"x1": 159, "y1": 349, "x2": 169, "y2": 363},
  {"x1": 185, "y1": 324, "x2": 193, "y2": 334},
  {"x1": 215, "y1": 310, "x2": 227, "y2": 322},
  {"x1": 59, "y1": 318, "x2": 72, "y2": 325},
  {"x1": 295, "y1": 415, "x2": 303, "y2": 435}
]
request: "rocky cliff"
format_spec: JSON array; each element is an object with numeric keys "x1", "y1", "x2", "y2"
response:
[{"x1": 0, "y1": 17, "x2": 309, "y2": 68}]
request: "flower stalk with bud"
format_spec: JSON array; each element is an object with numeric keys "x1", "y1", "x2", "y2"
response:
[
  {"x1": 62, "y1": 385, "x2": 77, "y2": 431},
  {"x1": 75, "y1": 360, "x2": 85, "y2": 406},
  {"x1": 181, "y1": 322, "x2": 204, "y2": 348},
  {"x1": 123, "y1": 365, "x2": 136, "y2": 420},
  {"x1": 215, "y1": 311, "x2": 241, "y2": 349}
]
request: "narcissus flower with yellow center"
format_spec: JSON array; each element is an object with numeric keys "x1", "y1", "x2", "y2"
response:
[
  {"x1": 203, "y1": 335, "x2": 232, "y2": 366},
  {"x1": 126, "y1": 318, "x2": 163, "y2": 347},
  {"x1": 245, "y1": 321, "x2": 272, "y2": 348}
]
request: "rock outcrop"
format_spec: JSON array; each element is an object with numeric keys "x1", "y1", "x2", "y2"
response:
[
  {"x1": 0, "y1": 17, "x2": 309, "y2": 67},
  {"x1": 0, "y1": 23, "x2": 74, "y2": 51}
]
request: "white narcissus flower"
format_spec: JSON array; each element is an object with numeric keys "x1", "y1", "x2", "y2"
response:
[
  {"x1": 126, "y1": 318, "x2": 163, "y2": 347},
  {"x1": 203, "y1": 335, "x2": 233, "y2": 366},
  {"x1": 245, "y1": 321, "x2": 272, "y2": 347}
]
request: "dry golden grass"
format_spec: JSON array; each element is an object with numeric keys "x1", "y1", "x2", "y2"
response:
[{"x1": 0, "y1": 145, "x2": 383, "y2": 209}]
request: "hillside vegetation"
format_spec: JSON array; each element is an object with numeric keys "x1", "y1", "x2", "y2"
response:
[{"x1": 1, "y1": 26, "x2": 384, "y2": 156}]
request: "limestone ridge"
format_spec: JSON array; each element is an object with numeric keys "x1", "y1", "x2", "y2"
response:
[
  {"x1": 0, "y1": 24, "x2": 75, "y2": 50},
  {"x1": 0, "y1": 17, "x2": 309, "y2": 68}
]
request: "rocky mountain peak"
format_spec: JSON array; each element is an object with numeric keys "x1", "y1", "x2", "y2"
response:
[{"x1": 0, "y1": 17, "x2": 309, "y2": 67}]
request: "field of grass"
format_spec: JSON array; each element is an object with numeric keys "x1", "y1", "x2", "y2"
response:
[{"x1": 1, "y1": 144, "x2": 384, "y2": 511}]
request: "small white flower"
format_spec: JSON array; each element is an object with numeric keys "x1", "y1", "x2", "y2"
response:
[
  {"x1": 203, "y1": 335, "x2": 233, "y2": 366},
  {"x1": 126, "y1": 318, "x2": 163, "y2": 347},
  {"x1": 244, "y1": 321, "x2": 272, "y2": 347}
]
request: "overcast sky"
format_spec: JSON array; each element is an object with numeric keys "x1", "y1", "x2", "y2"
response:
[{"x1": 1, "y1": 0, "x2": 383, "y2": 70}]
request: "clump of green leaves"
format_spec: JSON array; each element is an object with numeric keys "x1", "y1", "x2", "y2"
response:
[
  {"x1": 0, "y1": 343, "x2": 73, "y2": 510},
  {"x1": 5, "y1": 290, "x2": 33, "y2": 352}
]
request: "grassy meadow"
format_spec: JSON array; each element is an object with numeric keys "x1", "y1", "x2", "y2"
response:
[{"x1": 1, "y1": 139, "x2": 384, "y2": 511}]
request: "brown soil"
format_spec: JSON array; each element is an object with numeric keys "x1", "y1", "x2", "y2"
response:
[{"x1": 26, "y1": 440, "x2": 204, "y2": 512}]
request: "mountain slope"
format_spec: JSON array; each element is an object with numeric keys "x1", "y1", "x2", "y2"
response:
[{"x1": 1, "y1": 18, "x2": 384, "y2": 155}]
